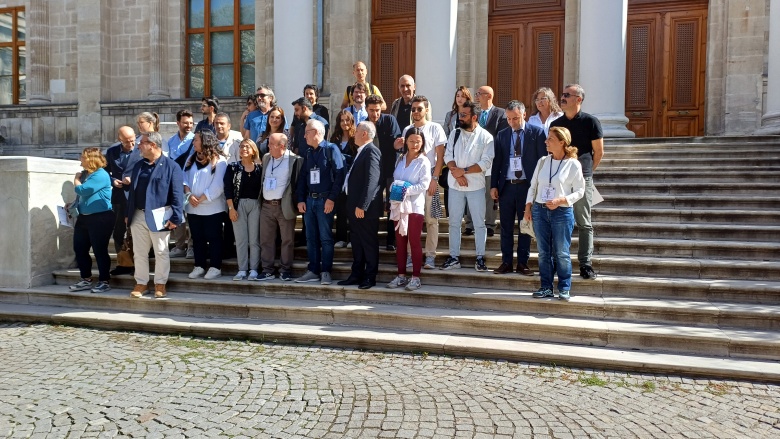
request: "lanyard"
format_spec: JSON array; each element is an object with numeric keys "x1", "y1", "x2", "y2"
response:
[
  {"x1": 549, "y1": 158, "x2": 563, "y2": 184},
  {"x1": 270, "y1": 156, "x2": 282, "y2": 174}
]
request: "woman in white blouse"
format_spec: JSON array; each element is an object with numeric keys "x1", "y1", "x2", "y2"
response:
[
  {"x1": 527, "y1": 87, "x2": 563, "y2": 136},
  {"x1": 387, "y1": 127, "x2": 432, "y2": 291},
  {"x1": 524, "y1": 126, "x2": 585, "y2": 301},
  {"x1": 184, "y1": 130, "x2": 228, "y2": 280}
]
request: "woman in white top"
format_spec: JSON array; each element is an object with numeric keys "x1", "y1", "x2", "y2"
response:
[
  {"x1": 524, "y1": 126, "x2": 585, "y2": 301},
  {"x1": 387, "y1": 127, "x2": 432, "y2": 291},
  {"x1": 527, "y1": 87, "x2": 563, "y2": 136},
  {"x1": 184, "y1": 130, "x2": 228, "y2": 280}
]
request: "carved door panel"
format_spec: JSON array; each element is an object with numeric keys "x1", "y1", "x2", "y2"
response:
[
  {"x1": 371, "y1": 0, "x2": 416, "y2": 105},
  {"x1": 626, "y1": 4, "x2": 707, "y2": 137}
]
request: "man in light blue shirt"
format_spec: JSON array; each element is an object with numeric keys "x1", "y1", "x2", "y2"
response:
[
  {"x1": 244, "y1": 85, "x2": 276, "y2": 141},
  {"x1": 167, "y1": 109, "x2": 195, "y2": 258}
]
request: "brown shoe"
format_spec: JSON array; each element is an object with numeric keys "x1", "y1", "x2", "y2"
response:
[
  {"x1": 130, "y1": 284, "x2": 148, "y2": 298},
  {"x1": 516, "y1": 262, "x2": 534, "y2": 276},
  {"x1": 154, "y1": 284, "x2": 167, "y2": 298},
  {"x1": 493, "y1": 262, "x2": 513, "y2": 274}
]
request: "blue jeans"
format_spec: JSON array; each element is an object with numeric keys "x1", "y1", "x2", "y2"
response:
[
  {"x1": 532, "y1": 203, "x2": 575, "y2": 291},
  {"x1": 304, "y1": 196, "x2": 335, "y2": 273}
]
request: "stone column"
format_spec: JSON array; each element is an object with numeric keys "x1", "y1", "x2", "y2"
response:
[
  {"x1": 148, "y1": 0, "x2": 170, "y2": 99},
  {"x1": 578, "y1": 0, "x2": 634, "y2": 137},
  {"x1": 273, "y1": 0, "x2": 314, "y2": 116},
  {"x1": 416, "y1": 0, "x2": 457, "y2": 123},
  {"x1": 76, "y1": 0, "x2": 105, "y2": 145},
  {"x1": 27, "y1": 0, "x2": 51, "y2": 104},
  {"x1": 758, "y1": 0, "x2": 780, "y2": 134}
]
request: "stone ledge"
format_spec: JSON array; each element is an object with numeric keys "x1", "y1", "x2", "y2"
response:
[{"x1": 0, "y1": 103, "x2": 79, "y2": 118}]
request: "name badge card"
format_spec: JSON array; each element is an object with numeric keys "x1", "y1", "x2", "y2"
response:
[
  {"x1": 541, "y1": 186, "x2": 556, "y2": 202},
  {"x1": 310, "y1": 169, "x2": 321, "y2": 184},
  {"x1": 265, "y1": 177, "x2": 277, "y2": 191},
  {"x1": 510, "y1": 157, "x2": 523, "y2": 172}
]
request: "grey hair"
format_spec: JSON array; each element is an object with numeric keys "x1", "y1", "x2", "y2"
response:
[
  {"x1": 143, "y1": 131, "x2": 163, "y2": 149},
  {"x1": 357, "y1": 121, "x2": 376, "y2": 140},
  {"x1": 506, "y1": 100, "x2": 526, "y2": 113},
  {"x1": 564, "y1": 83, "x2": 586, "y2": 101},
  {"x1": 306, "y1": 119, "x2": 325, "y2": 138},
  {"x1": 215, "y1": 112, "x2": 231, "y2": 124},
  {"x1": 257, "y1": 84, "x2": 277, "y2": 106}
]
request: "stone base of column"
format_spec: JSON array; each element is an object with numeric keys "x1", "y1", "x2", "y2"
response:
[
  {"x1": 593, "y1": 113, "x2": 635, "y2": 138},
  {"x1": 755, "y1": 111, "x2": 780, "y2": 135},
  {"x1": 148, "y1": 91, "x2": 171, "y2": 100},
  {"x1": 28, "y1": 95, "x2": 52, "y2": 105}
]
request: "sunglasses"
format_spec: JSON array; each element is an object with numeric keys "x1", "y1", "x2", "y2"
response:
[
  {"x1": 411, "y1": 107, "x2": 425, "y2": 113},
  {"x1": 561, "y1": 92, "x2": 579, "y2": 98},
  {"x1": 257, "y1": 93, "x2": 268, "y2": 98}
]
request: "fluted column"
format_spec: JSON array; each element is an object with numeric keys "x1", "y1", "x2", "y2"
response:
[
  {"x1": 273, "y1": 0, "x2": 313, "y2": 116},
  {"x1": 758, "y1": 0, "x2": 780, "y2": 134},
  {"x1": 578, "y1": 0, "x2": 634, "y2": 137},
  {"x1": 148, "y1": 0, "x2": 170, "y2": 99},
  {"x1": 416, "y1": 0, "x2": 457, "y2": 123},
  {"x1": 27, "y1": 0, "x2": 51, "y2": 104}
]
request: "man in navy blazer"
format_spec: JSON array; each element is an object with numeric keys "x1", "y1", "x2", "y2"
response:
[
  {"x1": 126, "y1": 131, "x2": 184, "y2": 299},
  {"x1": 490, "y1": 100, "x2": 547, "y2": 275},
  {"x1": 338, "y1": 121, "x2": 383, "y2": 289}
]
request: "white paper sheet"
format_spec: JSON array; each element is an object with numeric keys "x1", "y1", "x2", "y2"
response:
[
  {"x1": 151, "y1": 206, "x2": 173, "y2": 231},
  {"x1": 57, "y1": 205, "x2": 76, "y2": 228}
]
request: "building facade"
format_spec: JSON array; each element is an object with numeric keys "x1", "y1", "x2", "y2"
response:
[{"x1": 0, "y1": 0, "x2": 778, "y2": 158}]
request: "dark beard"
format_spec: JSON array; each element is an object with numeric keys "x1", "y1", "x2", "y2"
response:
[{"x1": 458, "y1": 119, "x2": 473, "y2": 130}]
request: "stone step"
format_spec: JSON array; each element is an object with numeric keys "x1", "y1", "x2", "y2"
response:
[
  {"x1": 3, "y1": 301, "x2": 779, "y2": 382},
  {"x1": 601, "y1": 165, "x2": 780, "y2": 173},
  {"x1": 594, "y1": 221, "x2": 780, "y2": 242},
  {"x1": 590, "y1": 208, "x2": 780, "y2": 225},
  {"x1": 599, "y1": 157, "x2": 780, "y2": 167},
  {"x1": 596, "y1": 194, "x2": 780, "y2": 210},
  {"x1": 4, "y1": 286, "x2": 780, "y2": 374},
  {"x1": 596, "y1": 170, "x2": 778, "y2": 183},
  {"x1": 68, "y1": 257, "x2": 780, "y2": 304},
  {"x1": 596, "y1": 182, "x2": 780, "y2": 196}
]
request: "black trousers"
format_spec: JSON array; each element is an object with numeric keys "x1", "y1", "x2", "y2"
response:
[
  {"x1": 74, "y1": 210, "x2": 115, "y2": 282},
  {"x1": 349, "y1": 212, "x2": 380, "y2": 281}
]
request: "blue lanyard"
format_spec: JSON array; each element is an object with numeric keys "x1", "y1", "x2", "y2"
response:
[
  {"x1": 270, "y1": 156, "x2": 282, "y2": 174},
  {"x1": 549, "y1": 158, "x2": 563, "y2": 184}
]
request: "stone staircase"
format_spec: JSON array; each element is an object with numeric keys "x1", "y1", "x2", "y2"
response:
[{"x1": 2, "y1": 136, "x2": 780, "y2": 381}]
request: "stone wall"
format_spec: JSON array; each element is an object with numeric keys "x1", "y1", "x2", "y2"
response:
[{"x1": 0, "y1": 104, "x2": 79, "y2": 158}]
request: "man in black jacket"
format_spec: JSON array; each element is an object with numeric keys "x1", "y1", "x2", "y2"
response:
[{"x1": 104, "y1": 125, "x2": 140, "y2": 275}]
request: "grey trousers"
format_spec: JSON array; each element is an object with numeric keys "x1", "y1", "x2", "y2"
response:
[
  {"x1": 574, "y1": 176, "x2": 594, "y2": 267},
  {"x1": 233, "y1": 199, "x2": 261, "y2": 272},
  {"x1": 259, "y1": 202, "x2": 296, "y2": 274}
]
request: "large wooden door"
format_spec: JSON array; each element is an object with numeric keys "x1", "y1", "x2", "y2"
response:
[
  {"x1": 371, "y1": 0, "x2": 416, "y2": 104},
  {"x1": 488, "y1": 0, "x2": 564, "y2": 109},
  {"x1": 626, "y1": 1, "x2": 708, "y2": 137}
]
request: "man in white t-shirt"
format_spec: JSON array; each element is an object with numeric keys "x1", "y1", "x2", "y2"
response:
[
  {"x1": 441, "y1": 101, "x2": 495, "y2": 272},
  {"x1": 396, "y1": 95, "x2": 447, "y2": 269}
]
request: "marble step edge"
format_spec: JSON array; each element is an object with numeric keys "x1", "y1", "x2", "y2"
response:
[
  {"x1": 1, "y1": 303, "x2": 779, "y2": 383},
  {"x1": 52, "y1": 268, "x2": 780, "y2": 307},
  {"x1": 11, "y1": 282, "x2": 780, "y2": 332}
]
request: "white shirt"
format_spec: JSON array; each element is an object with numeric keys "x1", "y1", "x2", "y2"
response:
[
  {"x1": 526, "y1": 155, "x2": 586, "y2": 207},
  {"x1": 528, "y1": 111, "x2": 563, "y2": 136},
  {"x1": 392, "y1": 154, "x2": 432, "y2": 215},
  {"x1": 402, "y1": 121, "x2": 447, "y2": 176},
  {"x1": 443, "y1": 125, "x2": 494, "y2": 192},
  {"x1": 219, "y1": 130, "x2": 243, "y2": 164},
  {"x1": 184, "y1": 157, "x2": 228, "y2": 216},
  {"x1": 263, "y1": 150, "x2": 291, "y2": 200}
]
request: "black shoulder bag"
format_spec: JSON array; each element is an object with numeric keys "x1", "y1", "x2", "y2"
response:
[{"x1": 438, "y1": 128, "x2": 461, "y2": 190}]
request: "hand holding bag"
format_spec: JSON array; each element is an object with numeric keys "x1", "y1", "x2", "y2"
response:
[{"x1": 116, "y1": 229, "x2": 135, "y2": 268}]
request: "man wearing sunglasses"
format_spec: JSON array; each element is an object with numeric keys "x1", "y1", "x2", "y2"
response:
[
  {"x1": 549, "y1": 83, "x2": 604, "y2": 280},
  {"x1": 243, "y1": 85, "x2": 277, "y2": 142}
]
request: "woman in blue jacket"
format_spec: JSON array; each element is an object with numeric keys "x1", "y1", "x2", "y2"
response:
[{"x1": 68, "y1": 147, "x2": 114, "y2": 293}]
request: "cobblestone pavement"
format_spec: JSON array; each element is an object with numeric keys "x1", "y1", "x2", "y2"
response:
[{"x1": 1, "y1": 324, "x2": 779, "y2": 439}]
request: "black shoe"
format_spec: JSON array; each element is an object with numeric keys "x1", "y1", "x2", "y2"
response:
[
  {"x1": 338, "y1": 276, "x2": 362, "y2": 286},
  {"x1": 358, "y1": 279, "x2": 376, "y2": 290},
  {"x1": 280, "y1": 272, "x2": 293, "y2": 281},
  {"x1": 385, "y1": 244, "x2": 396, "y2": 251},
  {"x1": 486, "y1": 229, "x2": 495, "y2": 237},
  {"x1": 463, "y1": 228, "x2": 474, "y2": 236},
  {"x1": 580, "y1": 266, "x2": 597, "y2": 279},
  {"x1": 109, "y1": 266, "x2": 133, "y2": 276}
]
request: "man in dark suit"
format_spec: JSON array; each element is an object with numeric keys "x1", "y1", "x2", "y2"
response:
[
  {"x1": 104, "y1": 126, "x2": 140, "y2": 276},
  {"x1": 365, "y1": 94, "x2": 402, "y2": 251},
  {"x1": 465, "y1": 85, "x2": 510, "y2": 236},
  {"x1": 126, "y1": 131, "x2": 184, "y2": 299},
  {"x1": 490, "y1": 100, "x2": 547, "y2": 275},
  {"x1": 338, "y1": 121, "x2": 383, "y2": 289}
]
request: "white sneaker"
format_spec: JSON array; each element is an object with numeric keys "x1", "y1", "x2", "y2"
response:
[
  {"x1": 386, "y1": 276, "x2": 408, "y2": 289},
  {"x1": 335, "y1": 241, "x2": 347, "y2": 248},
  {"x1": 424, "y1": 256, "x2": 435, "y2": 269},
  {"x1": 185, "y1": 248, "x2": 195, "y2": 259},
  {"x1": 188, "y1": 266, "x2": 206, "y2": 279},
  {"x1": 233, "y1": 270, "x2": 247, "y2": 281},
  {"x1": 247, "y1": 270, "x2": 259, "y2": 281},
  {"x1": 169, "y1": 248, "x2": 187, "y2": 258},
  {"x1": 347, "y1": 242, "x2": 352, "y2": 249},
  {"x1": 204, "y1": 267, "x2": 222, "y2": 280}
]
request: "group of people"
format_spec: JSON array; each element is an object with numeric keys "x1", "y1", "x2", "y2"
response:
[{"x1": 66, "y1": 60, "x2": 603, "y2": 300}]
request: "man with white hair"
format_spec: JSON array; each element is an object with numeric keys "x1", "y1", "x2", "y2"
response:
[{"x1": 295, "y1": 119, "x2": 345, "y2": 285}]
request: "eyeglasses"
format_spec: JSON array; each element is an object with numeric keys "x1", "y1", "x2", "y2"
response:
[
  {"x1": 305, "y1": 129, "x2": 316, "y2": 134},
  {"x1": 411, "y1": 107, "x2": 425, "y2": 113},
  {"x1": 534, "y1": 97, "x2": 549, "y2": 103},
  {"x1": 561, "y1": 92, "x2": 580, "y2": 98},
  {"x1": 257, "y1": 93, "x2": 268, "y2": 98},
  {"x1": 239, "y1": 144, "x2": 252, "y2": 149},
  {"x1": 458, "y1": 112, "x2": 472, "y2": 118}
]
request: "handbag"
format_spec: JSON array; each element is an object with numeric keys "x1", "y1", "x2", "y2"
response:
[
  {"x1": 519, "y1": 218, "x2": 536, "y2": 240},
  {"x1": 116, "y1": 229, "x2": 134, "y2": 267},
  {"x1": 438, "y1": 129, "x2": 462, "y2": 190},
  {"x1": 66, "y1": 196, "x2": 80, "y2": 219}
]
